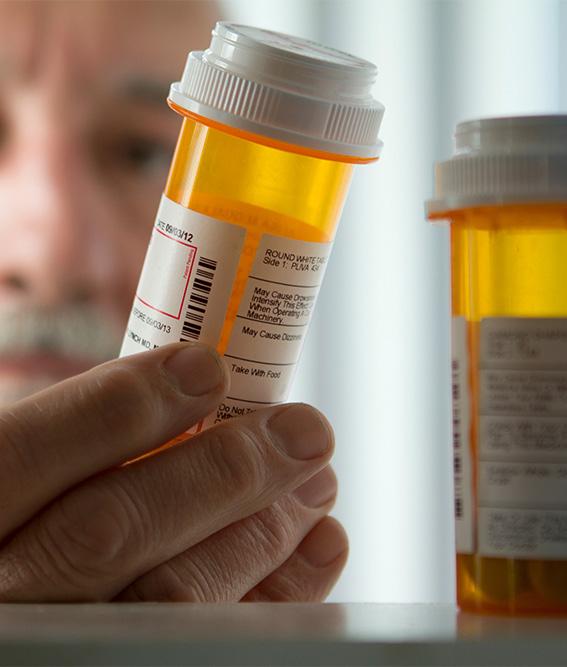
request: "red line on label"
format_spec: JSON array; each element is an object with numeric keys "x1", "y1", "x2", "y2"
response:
[
  {"x1": 135, "y1": 225, "x2": 198, "y2": 320},
  {"x1": 178, "y1": 245, "x2": 197, "y2": 319},
  {"x1": 155, "y1": 227, "x2": 196, "y2": 249}
]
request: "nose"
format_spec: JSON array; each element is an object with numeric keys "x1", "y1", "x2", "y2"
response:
[{"x1": 0, "y1": 105, "x2": 121, "y2": 310}]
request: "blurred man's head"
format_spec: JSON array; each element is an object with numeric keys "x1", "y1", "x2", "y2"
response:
[{"x1": 0, "y1": 0, "x2": 217, "y2": 402}]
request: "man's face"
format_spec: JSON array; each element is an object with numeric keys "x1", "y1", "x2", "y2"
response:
[{"x1": 0, "y1": 1, "x2": 215, "y2": 402}]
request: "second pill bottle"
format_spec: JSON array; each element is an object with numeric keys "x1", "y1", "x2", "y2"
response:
[
  {"x1": 121, "y1": 22, "x2": 384, "y2": 431},
  {"x1": 429, "y1": 116, "x2": 567, "y2": 614}
]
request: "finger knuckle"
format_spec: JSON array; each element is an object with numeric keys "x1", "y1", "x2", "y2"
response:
[
  {"x1": 0, "y1": 551, "x2": 39, "y2": 601},
  {"x1": 126, "y1": 562, "x2": 204, "y2": 603},
  {"x1": 245, "y1": 503, "x2": 298, "y2": 559},
  {"x1": 168, "y1": 557, "x2": 221, "y2": 602},
  {"x1": 0, "y1": 411, "x2": 45, "y2": 508},
  {"x1": 203, "y1": 425, "x2": 269, "y2": 503},
  {"x1": 88, "y1": 365, "x2": 161, "y2": 446},
  {"x1": 255, "y1": 574, "x2": 305, "y2": 602},
  {"x1": 129, "y1": 548, "x2": 228, "y2": 602},
  {"x1": 39, "y1": 483, "x2": 141, "y2": 588}
]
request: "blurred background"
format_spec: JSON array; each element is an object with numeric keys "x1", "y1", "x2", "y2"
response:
[
  {"x1": 3, "y1": 0, "x2": 566, "y2": 605},
  {"x1": 220, "y1": 0, "x2": 567, "y2": 603}
]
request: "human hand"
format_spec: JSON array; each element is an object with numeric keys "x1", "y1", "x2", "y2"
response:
[{"x1": 0, "y1": 342, "x2": 347, "y2": 602}]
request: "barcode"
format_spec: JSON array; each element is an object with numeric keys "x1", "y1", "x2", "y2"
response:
[
  {"x1": 455, "y1": 496, "x2": 463, "y2": 520},
  {"x1": 452, "y1": 360, "x2": 460, "y2": 400},
  {"x1": 454, "y1": 437, "x2": 464, "y2": 521},
  {"x1": 180, "y1": 256, "x2": 217, "y2": 341},
  {"x1": 452, "y1": 358, "x2": 464, "y2": 521}
]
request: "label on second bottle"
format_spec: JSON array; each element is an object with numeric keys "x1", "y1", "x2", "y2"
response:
[
  {"x1": 452, "y1": 316, "x2": 474, "y2": 554},
  {"x1": 477, "y1": 317, "x2": 567, "y2": 559},
  {"x1": 121, "y1": 195, "x2": 332, "y2": 429}
]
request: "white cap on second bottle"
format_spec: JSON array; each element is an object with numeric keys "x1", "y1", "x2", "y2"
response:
[{"x1": 427, "y1": 115, "x2": 567, "y2": 215}]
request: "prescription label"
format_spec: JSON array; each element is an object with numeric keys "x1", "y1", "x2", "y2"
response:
[
  {"x1": 478, "y1": 317, "x2": 567, "y2": 558},
  {"x1": 120, "y1": 195, "x2": 245, "y2": 356},
  {"x1": 452, "y1": 316, "x2": 474, "y2": 554},
  {"x1": 202, "y1": 234, "x2": 332, "y2": 427}
]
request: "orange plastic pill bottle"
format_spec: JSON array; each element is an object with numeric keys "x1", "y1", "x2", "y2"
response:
[
  {"x1": 120, "y1": 23, "x2": 384, "y2": 432},
  {"x1": 428, "y1": 116, "x2": 567, "y2": 614}
]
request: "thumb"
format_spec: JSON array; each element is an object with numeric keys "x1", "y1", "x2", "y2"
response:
[{"x1": 0, "y1": 342, "x2": 228, "y2": 539}]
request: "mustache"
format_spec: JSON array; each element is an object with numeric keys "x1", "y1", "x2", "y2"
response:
[{"x1": 0, "y1": 306, "x2": 122, "y2": 364}]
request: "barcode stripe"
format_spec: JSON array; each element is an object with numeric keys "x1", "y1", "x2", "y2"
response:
[
  {"x1": 180, "y1": 256, "x2": 217, "y2": 342},
  {"x1": 452, "y1": 358, "x2": 464, "y2": 521}
]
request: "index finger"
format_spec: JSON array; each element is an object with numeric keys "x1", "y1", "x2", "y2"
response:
[{"x1": 0, "y1": 342, "x2": 227, "y2": 540}]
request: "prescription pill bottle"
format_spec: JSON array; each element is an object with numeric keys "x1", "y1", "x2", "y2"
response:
[
  {"x1": 428, "y1": 115, "x2": 567, "y2": 614},
  {"x1": 120, "y1": 22, "x2": 383, "y2": 432}
]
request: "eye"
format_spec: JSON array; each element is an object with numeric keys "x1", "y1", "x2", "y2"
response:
[
  {"x1": 106, "y1": 134, "x2": 173, "y2": 177},
  {"x1": 0, "y1": 107, "x2": 8, "y2": 153}
]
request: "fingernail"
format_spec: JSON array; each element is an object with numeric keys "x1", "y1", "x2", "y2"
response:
[
  {"x1": 298, "y1": 518, "x2": 348, "y2": 568},
  {"x1": 294, "y1": 467, "x2": 337, "y2": 508},
  {"x1": 268, "y1": 404, "x2": 333, "y2": 460},
  {"x1": 164, "y1": 344, "x2": 226, "y2": 397}
]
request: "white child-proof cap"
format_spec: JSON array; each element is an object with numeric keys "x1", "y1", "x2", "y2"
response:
[
  {"x1": 169, "y1": 22, "x2": 384, "y2": 159},
  {"x1": 427, "y1": 115, "x2": 567, "y2": 215}
]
